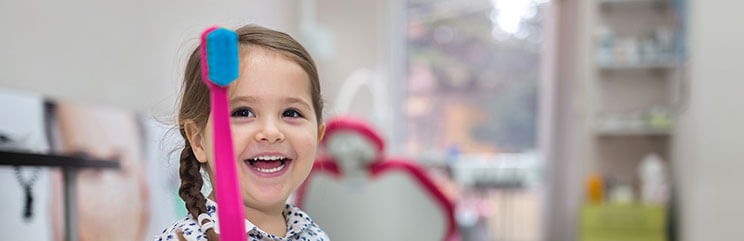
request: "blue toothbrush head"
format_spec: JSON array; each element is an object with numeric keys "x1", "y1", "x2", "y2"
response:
[{"x1": 201, "y1": 27, "x2": 239, "y2": 87}]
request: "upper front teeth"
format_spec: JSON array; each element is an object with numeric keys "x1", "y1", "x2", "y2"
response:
[{"x1": 253, "y1": 156, "x2": 285, "y2": 161}]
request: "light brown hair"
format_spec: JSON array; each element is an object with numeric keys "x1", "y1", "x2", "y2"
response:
[{"x1": 176, "y1": 24, "x2": 322, "y2": 240}]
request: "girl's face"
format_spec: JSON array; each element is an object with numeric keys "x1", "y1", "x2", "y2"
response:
[{"x1": 188, "y1": 47, "x2": 324, "y2": 210}]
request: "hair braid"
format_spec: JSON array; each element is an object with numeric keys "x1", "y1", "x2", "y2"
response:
[{"x1": 178, "y1": 141, "x2": 220, "y2": 240}]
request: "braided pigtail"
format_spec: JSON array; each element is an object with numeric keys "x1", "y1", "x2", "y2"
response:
[{"x1": 178, "y1": 141, "x2": 220, "y2": 241}]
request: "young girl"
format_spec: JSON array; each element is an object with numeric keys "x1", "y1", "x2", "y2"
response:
[{"x1": 154, "y1": 24, "x2": 329, "y2": 241}]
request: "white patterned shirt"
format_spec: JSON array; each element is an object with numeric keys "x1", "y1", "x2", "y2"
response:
[{"x1": 154, "y1": 199, "x2": 329, "y2": 241}]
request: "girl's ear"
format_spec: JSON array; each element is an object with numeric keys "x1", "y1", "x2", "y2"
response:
[
  {"x1": 317, "y1": 123, "x2": 327, "y2": 143},
  {"x1": 184, "y1": 120, "x2": 208, "y2": 164}
]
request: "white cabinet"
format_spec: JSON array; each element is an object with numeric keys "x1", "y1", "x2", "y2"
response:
[{"x1": 589, "y1": 0, "x2": 686, "y2": 186}]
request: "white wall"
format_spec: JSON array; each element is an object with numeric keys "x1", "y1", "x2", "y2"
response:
[
  {"x1": 674, "y1": 1, "x2": 744, "y2": 240},
  {"x1": 0, "y1": 0, "x2": 300, "y2": 116},
  {"x1": 0, "y1": 1, "x2": 300, "y2": 240},
  {"x1": 312, "y1": 0, "x2": 399, "y2": 145},
  {"x1": 544, "y1": 0, "x2": 593, "y2": 240}
]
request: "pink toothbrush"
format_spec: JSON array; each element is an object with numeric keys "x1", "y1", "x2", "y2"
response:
[{"x1": 200, "y1": 26, "x2": 246, "y2": 241}]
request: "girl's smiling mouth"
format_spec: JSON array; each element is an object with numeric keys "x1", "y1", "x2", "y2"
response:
[{"x1": 244, "y1": 153, "x2": 293, "y2": 177}]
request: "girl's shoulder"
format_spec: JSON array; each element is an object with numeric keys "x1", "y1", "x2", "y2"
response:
[
  {"x1": 153, "y1": 202, "x2": 330, "y2": 241},
  {"x1": 153, "y1": 214, "x2": 207, "y2": 241},
  {"x1": 283, "y1": 204, "x2": 330, "y2": 241}
]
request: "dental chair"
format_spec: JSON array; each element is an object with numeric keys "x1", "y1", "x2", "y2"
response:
[{"x1": 295, "y1": 116, "x2": 458, "y2": 241}]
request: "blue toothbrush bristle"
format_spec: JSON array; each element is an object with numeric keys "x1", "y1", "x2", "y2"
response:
[{"x1": 206, "y1": 28, "x2": 239, "y2": 87}]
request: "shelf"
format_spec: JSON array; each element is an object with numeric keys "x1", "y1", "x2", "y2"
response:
[
  {"x1": 0, "y1": 150, "x2": 119, "y2": 168},
  {"x1": 599, "y1": 0, "x2": 668, "y2": 6},
  {"x1": 596, "y1": 60, "x2": 679, "y2": 70},
  {"x1": 595, "y1": 128, "x2": 672, "y2": 136}
]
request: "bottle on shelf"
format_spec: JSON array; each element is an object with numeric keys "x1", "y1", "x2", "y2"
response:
[{"x1": 638, "y1": 153, "x2": 669, "y2": 205}]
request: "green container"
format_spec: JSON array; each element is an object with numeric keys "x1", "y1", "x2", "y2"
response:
[{"x1": 580, "y1": 203, "x2": 667, "y2": 241}]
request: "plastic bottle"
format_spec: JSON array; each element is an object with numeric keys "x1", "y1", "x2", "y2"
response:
[{"x1": 638, "y1": 153, "x2": 669, "y2": 205}]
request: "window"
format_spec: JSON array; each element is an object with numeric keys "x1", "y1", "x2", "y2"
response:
[{"x1": 404, "y1": 0, "x2": 550, "y2": 240}]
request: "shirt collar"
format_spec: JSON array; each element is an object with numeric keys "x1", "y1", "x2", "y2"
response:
[{"x1": 205, "y1": 199, "x2": 315, "y2": 239}]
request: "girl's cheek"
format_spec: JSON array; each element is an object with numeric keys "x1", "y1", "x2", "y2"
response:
[
  {"x1": 226, "y1": 124, "x2": 258, "y2": 133},
  {"x1": 295, "y1": 125, "x2": 318, "y2": 142},
  {"x1": 229, "y1": 125, "x2": 254, "y2": 147}
]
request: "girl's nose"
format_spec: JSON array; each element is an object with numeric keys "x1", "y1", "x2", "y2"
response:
[{"x1": 254, "y1": 120, "x2": 285, "y2": 143}]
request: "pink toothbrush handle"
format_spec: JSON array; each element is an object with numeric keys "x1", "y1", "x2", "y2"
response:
[{"x1": 209, "y1": 84, "x2": 247, "y2": 241}]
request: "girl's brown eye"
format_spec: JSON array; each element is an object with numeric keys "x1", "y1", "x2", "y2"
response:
[
  {"x1": 282, "y1": 109, "x2": 303, "y2": 118},
  {"x1": 231, "y1": 107, "x2": 255, "y2": 118}
]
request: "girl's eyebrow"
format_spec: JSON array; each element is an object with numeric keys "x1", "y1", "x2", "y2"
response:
[
  {"x1": 229, "y1": 96, "x2": 258, "y2": 105},
  {"x1": 282, "y1": 97, "x2": 312, "y2": 110},
  {"x1": 229, "y1": 96, "x2": 311, "y2": 110}
]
